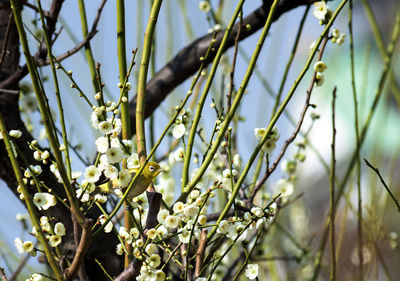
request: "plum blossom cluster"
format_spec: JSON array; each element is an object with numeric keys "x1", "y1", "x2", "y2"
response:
[
  {"x1": 254, "y1": 127, "x2": 280, "y2": 154},
  {"x1": 37, "y1": 216, "x2": 66, "y2": 247},
  {"x1": 14, "y1": 217, "x2": 66, "y2": 256},
  {"x1": 331, "y1": 28, "x2": 346, "y2": 46},
  {"x1": 217, "y1": 205, "x2": 276, "y2": 241},
  {"x1": 211, "y1": 153, "x2": 241, "y2": 192},
  {"x1": 71, "y1": 97, "x2": 146, "y2": 203},
  {"x1": 273, "y1": 139, "x2": 309, "y2": 203}
]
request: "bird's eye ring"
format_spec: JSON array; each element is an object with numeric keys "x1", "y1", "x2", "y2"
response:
[{"x1": 149, "y1": 165, "x2": 155, "y2": 172}]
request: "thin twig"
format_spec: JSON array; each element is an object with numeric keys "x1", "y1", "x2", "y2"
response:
[
  {"x1": 0, "y1": 12, "x2": 13, "y2": 71},
  {"x1": 9, "y1": 250, "x2": 32, "y2": 281},
  {"x1": 0, "y1": 0, "x2": 107, "y2": 88},
  {"x1": 364, "y1": 159, "x2": 400, "y2": 212},
  {"x1": 227, "y1": 8, "x2": 243, "y2": 112},
  {"x1": 249, "y1": 34, "x2": 330, "y2": 202},
  {"x1": 348, "y1": 0, "x2": 363, "y2": 277},
  {"x1": 195, "y1": 229, "x2": 208, "y2": 278},
  {"x1": 329, "y1": 86, "x2": 337, "y2": 281}
]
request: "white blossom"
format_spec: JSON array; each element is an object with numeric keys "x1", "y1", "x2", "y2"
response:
[
  {"x1": 49, "y1": 235, "x2": 62, "y2": 247},
  {"x1": 184, "y1": 204, "x2": 199, "y2": 218},
  {"x1": 127, "y1": 153, "x2": 140, "y2": 170},
  {"x1": 217, "y1": 220, "x2": 229, "y2": 235},
  {"x1": 116, "y1": 169, "x2": 131, "y2": 188},
  {"x1": 245, "y1": 264, "x2": 259, "y2": 280},
  {"x1": 314, "y1": 61, "x2": 327, "y2": 73},
  {"x1": 173, "y1": 202, "x2": 184, "y2": 214},
  {"x1": 157, "y1": 209, "x2": 169, "y2": 224},
  {"x1": 116, "y1": 243, "x2": 124, "y2": 255},
  {"x1": 104, "y1": 221, "x2": 113, "y2": 233},
  {"x1": 14, "y1": 238, "x2": 24, "y2": 254},
  {"x1": 145, "y1": 244, "x2": 158, "y2": 255},
  {"x1": 275, "y1": 179, "x2": 294, "y2": 197},
  {"x1": 9, "y1": 129, "x2": 22, "y2": 138},
  {"x1": 104, "y1": 164, "x2": 118, "y2": 180},
  {"x1": 313, "y1": 1, "x2": 328, "y2": 20},
  {"x1": 33, "y1": 193, "x2": 56, "y2": 210},
  {"x1": 178, "y1": 229, "x2": 191, "y2": 244},
  {"x1": 172, "y1": 123, "x2": 186, "y2": 139},
  {"x1": 84, "y1": 165, "x2": 101, "y2": 183},
  {"x1": 164, "y1": 215, "x2": 179, "y2": 229},
  {"x1": 148, "y1": 254, "x2": 161, "y2": 268},
  {"x1": 98, "y1": 120, "x2": 113, "y2": 134},
  {"x1": 130, "y1": 227, "x2": 140, "y2": 239},
  {"x1": 106, "y1": 147, "x2": 123, "y2": 164},
  {"x1": 95, "y1": 136, "x2": 109, "y2": 153},
  {"x1": 54, "y1": 222, "x2": 66, "y2": 236},
  {"x1": 173, "y1": 147, "x2": 185, "y2": 162},
  {"x1": 251, "y1": 207, "x2": 264, "y2": 218},
  {"x1": 22, "y1": 241, "x2": 34, "y2": 252},
  {"x1": 198, "y1": 1, "x2": 211, "y2": 12}
]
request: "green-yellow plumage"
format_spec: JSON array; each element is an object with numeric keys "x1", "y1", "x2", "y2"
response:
[{"x1": 98, "y1": 161, "x2": 162, "y2": 200}]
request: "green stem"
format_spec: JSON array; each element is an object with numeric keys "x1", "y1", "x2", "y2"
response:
[
  {"x1": 136, "y1": 0, "x2": 164, "y2": 162},
  {"x1": 361, "y1": 0, "x2": 400, "y2": 109},
  {"x1": 77, "y1": 0, "x2": 102, "y2": 96},
  {"x1": 181, "y1": 0, "x2": 246, "y2": 190},
  {"x1": 10, "y1": 0, "x2": 85, "y2": 224},
  {"x1": 116, "y1": 0, "x2": 130, "y2": 141},
  {"x1": 0, "y1": 113, "x2": 63, "y2": 281},
  {"x1": 270, "y1": 5, "x2": 309, "y2": 118},
  {"x1": 37, "y1": 0, "x2": 71, "y2": 178}
]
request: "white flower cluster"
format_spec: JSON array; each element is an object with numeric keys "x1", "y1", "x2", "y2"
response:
[
  {"x1": 38, "y1": 216, "x2": 66, "y2": 247},
  {"x1": 254, "y1": 127, "x2": 280, "y2": 154},
  {"x1": 71, "y1": 99, "x2": 148, "y2": 203},
  {"x1": 331, "y1": 28, "x2": 346, "y2": 46},
  {"x1": 14, "y1": 218, "x2": 66, "y2": 256},
  {"x1": 273, "y1": 139, "x2": 309, "y2": 203},
  {"x1": 217, "y1": 205, "x2": 276, "y2": 243},
  {"x1": 114, "y1": 225, "x2": 168, "y2": 279}
]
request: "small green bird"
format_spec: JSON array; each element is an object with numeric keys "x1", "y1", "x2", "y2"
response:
[{"x1": 98, "y1": 161, "x2": 162, "y2": 200}]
